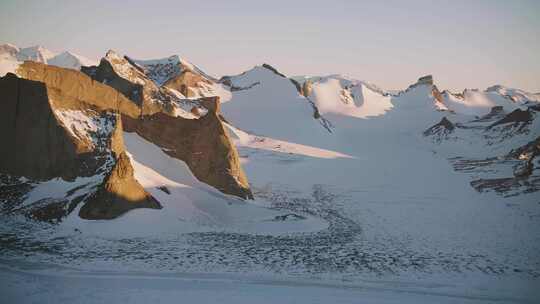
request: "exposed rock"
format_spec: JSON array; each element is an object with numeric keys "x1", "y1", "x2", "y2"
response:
[
  {"x1": 302, "y1": 79, "x2": 313, "y2": 97},
  {"x1": 424, "y1": 117, "x2": 455, "y2": 137},
  {"x1": 475, "y1": 106, "x2": 505, "y2": 122},
  {"x1": 16, "y1": 61, "x2": 141, "y2": 118},
  {"x1": 0, "y1": 72, "x2": 103, "y2": 181},
  {"x1": 529, "y1": 104, "x2": 540, "y2": 112},
  {"x1": 0, "y1": 67, "x2": 158, "y2": 221},
  {"x1": 260, "y1": 63, "x2": 305, "y2": 94},
  {"x1": 83, "y1": 51, "x2": 220, "y2": 115},
  {"x1": 450, "y1": 135, "x2": 540, "y2": 197},
  {"x1": 163, "y1": 69, "x2": 213, "y2": 97},
  {"x1": 79, "y1": 152, "x2": 162, "y2": 220},
  {"x1": 489, "y1": 108, "x2": 533, "y2": 128},
  {"x1": 84, "y1": 51, "x2": 167, "y2": 115},
  {"x1": 130, "y1": 55, "x2": 182, "y2": 85},
  {"x1": 417, "y1": 75, "x2": 434, "y2": 86},
  {"x1": 289, "y1": 78, "x2": 303, "y2": 95},
  {"x1": 123, "y1": 97, "x2": 253, "y2": 199},
  {"x1": 219, "y1": 75, "x2": 260, "y2": 91},
  {"x1": 83, "y1": 53, "x2": 254, "y2": 199},
  {"x1": 432, "y1": 86, "x2": 442, "y2": 102},
  {"x1": 508, "y1": 136, "x2": 540, "y2": 178},
  {"x1": 157, "y1": 186, "x2": 171, "y2": 195},
  {"x1": 405, "y1": 75, "x2": 436, "y2": 92},
  {"x1": 261, "y1": 63, "x2": 287, "y2": 78}
]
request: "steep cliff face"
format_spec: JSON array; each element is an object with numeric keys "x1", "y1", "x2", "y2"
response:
[
  {"x1": 123, "y1": 97, "x2": 253, "y2": 199},
  {"x1": 79, "y1": 151, "x2": 161, "y2": 220},
  {"x1": 0, "y1": 68, "x2": 160, "y2": 221},
  {"x1": 82, "y1": 50, "x2": 213, "y2": 117},
  {"x1": 87, "y1": 51, "x2": 170, "y2": 115},
  {"x1": 0, "y1": 72, "x2": 102, "y2": 181},
  {"x1": 17, "y1": 61, "x2": 141, "y2": 118},
  {"x1": 82, "y1": 53, "x2": 253, "y2": 199}
]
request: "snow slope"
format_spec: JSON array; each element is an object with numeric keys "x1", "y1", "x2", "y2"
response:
[
  {"x1": 1, "y1": 54, "x2": 540, "y2": 303},
  {"x1": 48, "y1": 51, "x2": 96, "y2": 70},
  {"x1": 440, "y1": 89, "x2": 526, "y2": 116},
  {"x1": 221, "y1": 66, "x2": 331, "y2": 147},
  {"x1": 2, "y1": 80, "x2": 538, "y2": 303},
  {"x1": 222, "y1": 72, "x2": 540, "y2": 282},
  {"x1": 296, "y1": 75, "x2": 393, "y2": 118},
  {"x1": 58, "y1": 132, "x2": 327, "y2": 237}
]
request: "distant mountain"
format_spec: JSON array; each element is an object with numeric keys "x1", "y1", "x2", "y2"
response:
[{"x1": 0, "y1": 43, "x2": 97, "y2": 75}]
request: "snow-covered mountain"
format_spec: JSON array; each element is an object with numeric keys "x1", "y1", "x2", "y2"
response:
[
  {"x1": 292, "y1": 74, "x2": 393, "y2": 118},
  {"x1": 0, "y1": 43, "x2": 97, "y2": 75},
  {"x1": 1, "y1": 46, "x2": 540, "y2": 303}
]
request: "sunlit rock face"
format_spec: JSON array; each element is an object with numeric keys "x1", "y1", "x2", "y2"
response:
[
  {"x1": 0, "y1": 64, "x2": 160, "y2": 221},
  {"x1": 84, "y1": 52, "x2": 253, "y2": 199}
]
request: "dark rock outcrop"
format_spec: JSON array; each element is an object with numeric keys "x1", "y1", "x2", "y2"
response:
[
  {"x1": 417, "y1": 75, "x2": 434, "y2": 86},
  {"x1": 83, "y1": 51, "x2": 170, "y2": 116},
  {"x1": 261, "y1": 63, "x2": 287, "y2": 78},
  {"x1": 83, "y1": 53, "x2": 253, "y2": 199},
  {"x1": 508, "y1": 136, "x2": 540, "y2": 178},
  {"x1": 0, "y1": 72, "x2": 104, "y2": 181},
  {"x1": 489, "y1": 108, "x2": 533, "y2": 128},
  {"x1": 123, "y1": 97, "x2": 253, "y2": 199},
  {"x1": 423, "y1": 117, "x2": 455, "y2": 137},
  {"x1": 79, "y1": 152, "x2": 162, "y2": 220},
  {"x1": 0, "y1": 66, "x2": 159, "y2": 221},
  {"x1": 16, "y1": 61, "x2": 141, "y2": 118},
  {"x1": 475, "y1": 106, "x2": 505, "y2": 122}
]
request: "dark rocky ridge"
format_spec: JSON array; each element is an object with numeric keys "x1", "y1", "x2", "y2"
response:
[
  {"x1": 84, "y1": 51, "x2": 174, "y2": 116},
  {"x1": 0, "y1": 68, "x2": 161, "y2": 220},
  {"x1": 81, "y1": 55, "x2": 253, "y2": 199},
  {"x1": 489, "y1": 108, "x2": 533, "y2": 129},
  {"x1": 423, "y1": 117, "x2": 455, "y2": 137},
  {"x1": 123, "y1": 97, "x2": 252, "y2": 199},
  {"x1": 80, "y1": 151, "x2": 162, "y2": 220}
]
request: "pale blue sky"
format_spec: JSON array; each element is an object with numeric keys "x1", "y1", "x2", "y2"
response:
[{"x1": 1, "y1": 0, "x2": 539, "y2": 91}]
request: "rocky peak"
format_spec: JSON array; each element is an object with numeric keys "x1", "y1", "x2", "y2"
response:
[
  {"x1": 261, "y1": 63, "x2": 287, "y2": 78},
  {"x1": 417, "y1": 75, "x2": 434, "y2": 86},
  {"x1": 81, "y1": 56, "x2": 253, "y2": 199},
  {"x1": 122, "y1": 95, "x2": 253, "y2": 199},
  {"x1": 404, "y1": 75, "x2": 436, "y2": 92}
]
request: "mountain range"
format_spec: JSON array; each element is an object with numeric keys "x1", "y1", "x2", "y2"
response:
[{"x1": 0, "y1": 43, "x2": 539, "y2": 301}]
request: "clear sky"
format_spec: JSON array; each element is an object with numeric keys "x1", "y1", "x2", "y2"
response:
[{"x1": 1, "y1": 0, "x2": 539, "y2": 92}]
